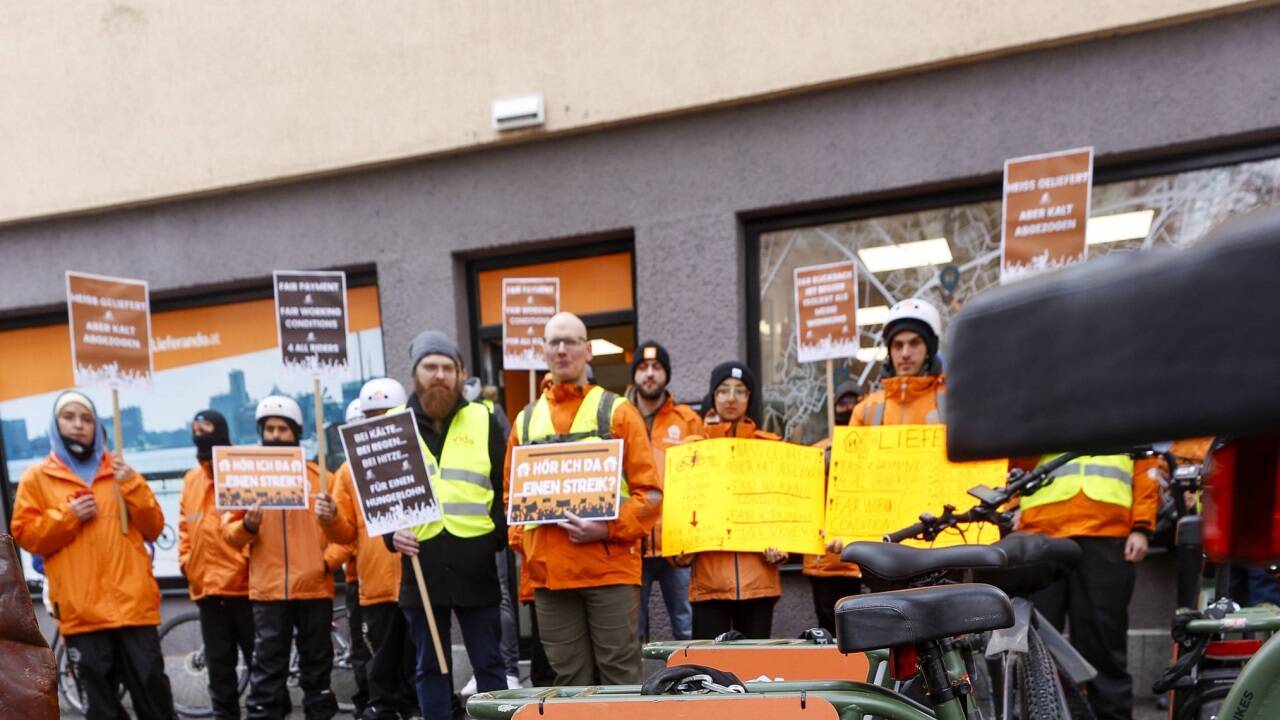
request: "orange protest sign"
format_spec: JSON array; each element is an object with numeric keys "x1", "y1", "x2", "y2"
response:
[
  {"x1": 1001, "y1": 147, "x2": 1093, "y2": 283},
  {"x1": 213, "y1": 445, "x2": 310, "y2": 510},
  {"x1": 65, "y1": 271, "x2": 154, "y2": 388},
  {"x1": 502, "y1": 277, "x2": 559, "y2": 371},
  {"x1": 508, "y1": 439, "x2": 623, "y2": 524},
  {"x1": 793, "y1": 260, "x2": 857, "y2": 363}
]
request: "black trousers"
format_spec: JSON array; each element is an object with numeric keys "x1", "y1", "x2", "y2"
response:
[
  {"x1": 246, "y1": 598, "x2": 338, "y2": 720},
  {"x1": 1033, "y1": 536, "x2": 1135, "y2": 720},
  {"x1": 345, "y1": 584, "x2": 370, "y2": 716},
  {"x1": 197, "y1": 595, "x2": 256, "y2": 720},
  {"x1": 808, "y1": 576, "x2": 862, "y2": 636},
  {"x1": 361, "y1": 601, "x2": 418, "y2": 720},
  {"x1": 66, "y1": 625, "x2": 177, "y2": 720},
  {"x1": 691, "y1": 597, "x2": 777, "y2": 640}
]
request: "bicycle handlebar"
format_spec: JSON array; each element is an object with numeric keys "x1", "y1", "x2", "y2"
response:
[{"x1": 883, "y1": 451, "x2": 1088, "y2": 543}]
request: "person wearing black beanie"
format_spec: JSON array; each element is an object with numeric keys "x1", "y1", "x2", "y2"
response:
[
  {"x1": 674, "y1": 360, "x2": 786, "y2": 640},
  {"x1": 626, "y1": 340, "x2": 702, "y2": 643},
  {"x1": 179, "y1": 408, "x2": 254, "y2": 720},
  {"x1": 191, "y1": 409, "x2": 231, "y2": 461}
]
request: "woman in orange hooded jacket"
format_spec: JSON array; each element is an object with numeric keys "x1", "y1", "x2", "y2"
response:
[{"x1": 12, "y1": 390, "x2": 176, "y2": 720}]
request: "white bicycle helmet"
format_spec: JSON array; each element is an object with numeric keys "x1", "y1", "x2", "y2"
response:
[
  {"x1": 255, "y1": 395, "x2": 305, "y2": 428},
  {"x1": 359, "y1": 378, "x2": 408, "y2": 412},
  {"x1": 462, "y1": 377, "x2": 482, "y2": 403},
  {"x1": 345, "y1": 398, "x2": 363, "y2": 423},
  {"x1": 882, "y1": 298, "x2": 942, "y2": 343}
]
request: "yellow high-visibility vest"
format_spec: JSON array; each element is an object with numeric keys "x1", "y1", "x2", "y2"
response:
[
  {"x1": 1022, "y1": 453, "x2": 1134, "y2": 510},
  {"x1": 397, "y1": 402, "x2": 495, "y2": 540}
]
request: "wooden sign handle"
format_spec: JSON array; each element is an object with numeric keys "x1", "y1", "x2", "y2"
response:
[
  {"x1": 314, "y1": 377, "x2": 328, "y2": 495},
  {"x1": 412, "y1": 555, "x2": 450, "y2": 673},
  {"x1": 825, "y1": 359, "x2": 836, "y2": 436},
  {"x1": 112, "y1": 388, "x2": 129, "y2": 534}
]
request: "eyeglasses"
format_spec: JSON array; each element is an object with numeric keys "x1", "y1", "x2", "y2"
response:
[
  {"x1": 714, "y1": 386, "x2": 749, "y2": 400},
  {"x1": 545, "y1": 337, "x2": 587, "y2": 350}
]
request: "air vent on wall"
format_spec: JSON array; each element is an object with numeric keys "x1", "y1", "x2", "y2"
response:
[{"x1": 492, "y1": 94, "x2": 545, "y2": 131}]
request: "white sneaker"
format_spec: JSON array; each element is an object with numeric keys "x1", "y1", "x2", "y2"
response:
[
  {"x1": 506, "y1": 674, "x2": 522, "y2": 689},
  {"x1": 461, "y1": 674, "x2": 478, "y2": 696}
]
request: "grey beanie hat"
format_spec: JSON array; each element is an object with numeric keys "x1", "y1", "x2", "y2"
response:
[{"x1": 410, "y1": 330, "x2": 463, "y2": 370}]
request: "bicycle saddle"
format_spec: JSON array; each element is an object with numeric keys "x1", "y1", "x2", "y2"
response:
[
  {"x1": 971, "y1": 532, "x2": 1081, "y2": 598},
  {"x1": 835, "y1": 583, "x2": 1014, "y2": 653},
  {"x1": 840, "y1": 541, "x2": 1007, "y2": 582}
]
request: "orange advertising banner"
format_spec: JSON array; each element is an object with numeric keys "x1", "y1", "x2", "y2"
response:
[
  {"x1": 213, "y1": 445, "x2": 310, "y2": 510},
  {"x1": 502, "y1": 277, "x2": 559, "y2": 371},
  {"x1": 793, "y1": 260, "x2": 858, "y2": 363},
  {"x1": 1001, "y1": 147, "x2": 1094, "y2": 284},
  {"x1": 508, "y1": 439, "x2": 623, "y2": 524},
  {"x1": 65, "y1": 271, "x2": 154, "y2": 388}
]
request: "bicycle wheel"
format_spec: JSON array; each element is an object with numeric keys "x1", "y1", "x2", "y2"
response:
[
  {"x1": 330, "y1": 604, "x2": 358, "y2": 714},
  {"x1": 1059, "y1": 669, "x2": 1097, "y2": 720},
  {"x1": 54, "y1": 632, "x2": 89, "y2": 715},
  {"x1": 160, "y1": 610, "x2": 249, "y2": 719},
  {"x1": 1015, "y1": 630, "x2": 1067, "y2": 720}
]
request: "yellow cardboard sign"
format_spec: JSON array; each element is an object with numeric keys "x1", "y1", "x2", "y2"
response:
[
  {"x1": 662, "y1": 438, "x2": 825, "y2": 556},
  {"x1": 827, "y1": 425, "x2": 1008, "y2": 547}
]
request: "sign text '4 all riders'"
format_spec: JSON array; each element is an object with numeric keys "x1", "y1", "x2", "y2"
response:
[
  {"x1": 338, "y1": 410, "x2": 442, "y2": 537},
  {"x1": 65, "y1": 271, "x2": 154, "y2": 388},
  {"x1": 273, "y1": 270, "x2": 349, "y2": 374}
]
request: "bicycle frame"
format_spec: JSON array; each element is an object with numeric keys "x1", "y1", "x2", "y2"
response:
[{"x1": 1218, "y1": 631, "x2": 1280, "y2": 719}]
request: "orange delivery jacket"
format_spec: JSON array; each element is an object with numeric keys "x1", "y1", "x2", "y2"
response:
[
  {"x1": 178, "y1": 461, "x2": 250, "y2": 601},
  {"x1": 684, "y1": 417, "x2": 785, "y2": 602},
  {"x1": 12, "y1": 451, "x2": 165, "y2": 636},
  {"x1": 806, "y1": 374, "x2": 947, "y2": 578},
  {"x1": 222, "y1": 461, "x2": 354, "y2": 601},
  {"x1": 323, "y1": 461, "x2": 402, "y2": 606}
]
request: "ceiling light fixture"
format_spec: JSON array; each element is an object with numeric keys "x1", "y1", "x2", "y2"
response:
[
  {"x1": 589, "y1": 338, "x2": 624, "y2": 356},
  {"x1": 856, "y1": 305, "x2": 890, "y2": 326},
  {"x1": 858, "y1": 238, "x2": 953, "y2": 273},
  {"x1": 1086, "y1": 209, "x2": 1155, "y2": 245}
]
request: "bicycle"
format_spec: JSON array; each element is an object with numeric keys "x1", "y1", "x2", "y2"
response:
[
  {"x1": 841, "y1": 450, "x2": 1099, "y2": 720},
  {"x1": 157, "y1": 602, "x2": 359, "y2": 718},
  {"x1": 1150, "y1": 448, "x2": 1280, "y2": 720}
]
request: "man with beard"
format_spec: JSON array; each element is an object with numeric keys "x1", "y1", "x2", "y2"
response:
[
  {"x1": 179, "y1": 409, "x2": 254, "y2": 720},
  {"x1": 387, "y1": 331, "x2": 508, "y2": 720},
  {"x1": 505, "y1": 312, "x2": 661, "y2": 686},
  {"x1": 223, "y1": 396, "x2": 353, "y2": 720},
  {"x1": 626, "y1": 341, "x2": 701, "y2": 642}
]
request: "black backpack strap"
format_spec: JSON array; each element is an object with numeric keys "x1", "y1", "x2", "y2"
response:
[
  {"x1": 597, "y1": 390, "x2": 619, "y2": 439},
  {"x1": 519, "y1": 401, "x2": 536, "y2": 445}
]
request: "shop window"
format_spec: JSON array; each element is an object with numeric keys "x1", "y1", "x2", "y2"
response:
[
  {"x1": 754, "y1": 156, "x2": 1280, "y2": 444},
  {"x1": 468, "y1": 242, "x2": 637, "y2": 418},
  {"x1": 0, "y1": 280, "x2": 387, "y2": 583}
]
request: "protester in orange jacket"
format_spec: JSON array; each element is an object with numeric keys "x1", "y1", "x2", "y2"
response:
[
  {"x1": 179, "y1": 408, "x2": 254, "y2": 720},
  {"x1": 676, "y1": 361, "x2": 786, "y2": 639},
  {"x1": 316, "y1": 386, "x2": 417, "y2": 720},
  {"x1": 801, "y1": 380, "x2": 864, "y2": 632},
  {"x1": 222, "y1": 395, "x2": 352, "y2": 720},
  {"x1": 627, "y1": 340, "x2": 703, "y2": 642},
  {"x1": 504, "y1": 312, "x2": 661, "y2": 686},
  {"x1": 12, "y1": 390, "x2": 176, "y2": 720},
  {"x1": 816, "y1": 300, "x2": 950, "y2": 632}
]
